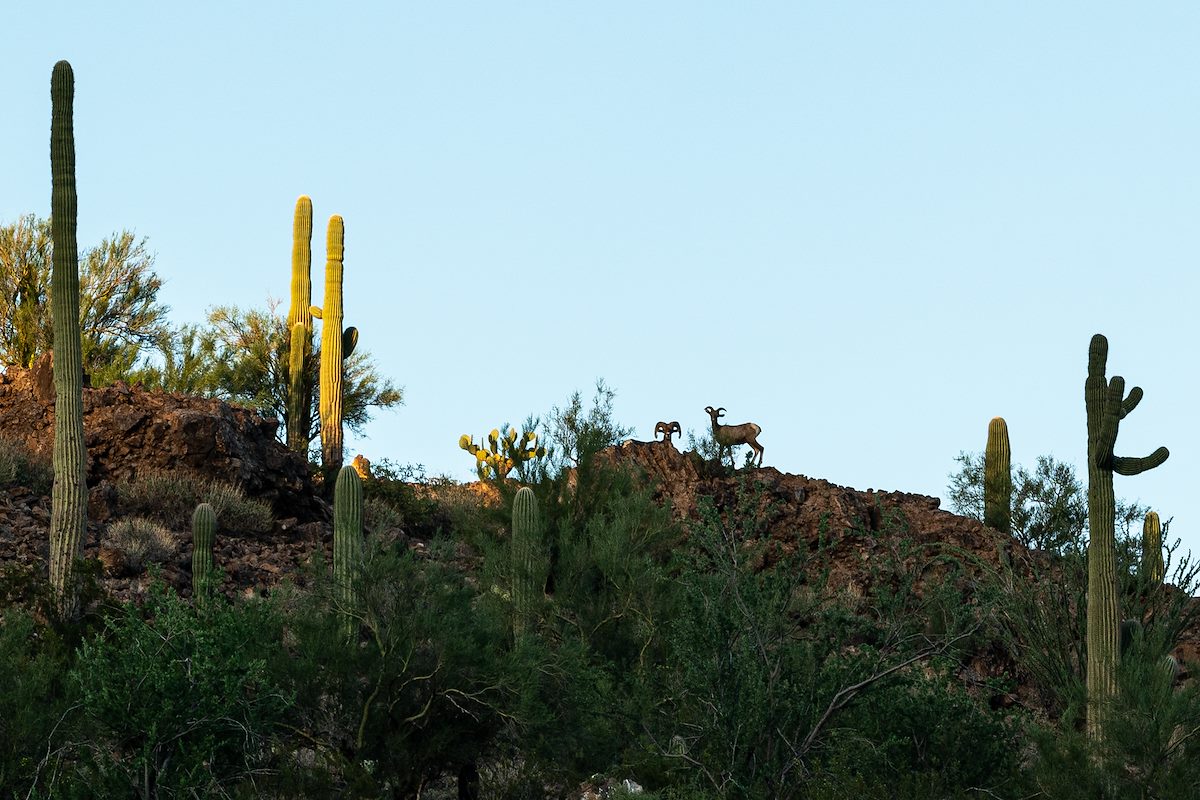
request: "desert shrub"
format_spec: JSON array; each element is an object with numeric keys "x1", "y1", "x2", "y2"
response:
[
  {"x1": 811, "y1": 665, "x2": 1022, "y2": 796},
  {"x1": 64, "y1": 582, "x2": 291, "y2": 798},
  {"x1": 363, "y1": 496, "x2": 403, "y2": 537},
  {"x1": 464, "y1": 452, "x2": 681, "y2": 790},
  {"x1": 270, "y1": 536, "x2": 511, "y2": 797},
  {"x1": 115, "y1": 468, "x2": 273, "y2": 533},
  {"x1": 199, "y1": 479, "x2": 274, "y2": 534},
  {"x1": 0, "y1": 434, "x2": 52, "y2": 495},
  {"x1": 629, "y1": 485, "x2": 1011, "y2": 800},
  {"x1": 1025, "y1": 623, "x2": 1200, "y2": 799},
  {"x1": 360, "y1": 459, "x2": 452, "y2": 539},
  {"x1": 103, "y1": 516, "x2": 176, "y2": 571},
  {"x1": 0, "y1": 608, "x2": 75, "y2": 795}
]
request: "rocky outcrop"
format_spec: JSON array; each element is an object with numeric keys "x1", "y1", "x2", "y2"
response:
[
  {"x1": 0, "y1": 355, "x2": 323, "y2": 522},
  {"x1": 602, "y1": 439, "x2": 1011, "y2": 588}
]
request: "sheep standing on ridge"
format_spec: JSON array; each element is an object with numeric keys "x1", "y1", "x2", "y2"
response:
[
  {"x1": 654, "y1": 421, "x2": 682, "y2": 443},
  {"x1": 705, "y1": 406, "x2": 764, "y2": 468}
]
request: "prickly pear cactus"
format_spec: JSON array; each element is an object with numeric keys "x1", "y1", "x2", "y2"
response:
[
  {"x1": 286, "y1": 196, "x2": 314, "y2": 453},
  {"x1": 192, "y1": 502, "x2": 217, "y2": 603},
  {"x1": 1084, "y1": 333, "x2": 1169, "y2": 741},
  {"x1": 48, "y1": 60, "x2": 88, "y2": 618},
  {"x1": 983, "y1": 417, "x2": 1012, "y2": 534},
  {"x1": 334, "y1": 465, "x2": 363, "y2": 637},
  {"x1": 1142, "y1": 511, "x2": 1164, "y2": 586},
  {"x1": 459, "y1": 428, "x2": 545, "y2": 480},
  {"x1": 511, "y1": 486, "x2": 544, "y2": 638}
]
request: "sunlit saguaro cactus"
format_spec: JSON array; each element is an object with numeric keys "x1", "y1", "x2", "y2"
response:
[
  {"x1": 1142, "y1": 511, "x2": 1164, "y2": 586},
  {"x1": 1084, "y1": 333, "x2": 1169, "y2": 741},
  {"x1": 983, "y1": 417, "x2": 1012, "y2": 535},
  {"x1": 286, "y1": 196, "x2": 314, "y2": 453},
  {"x1": 313, "y1": 215, "x2": 346, "y2": 479},
  {"x1": 48, "y1": 60, "x2": 88, "y2": 618}
]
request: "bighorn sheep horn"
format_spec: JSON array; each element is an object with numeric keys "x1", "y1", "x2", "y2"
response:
[
  {"x1": 654, "y1": 421, "x2": 682, "y2": 443},
  {"x1": 704, "y1": 405, "x2": 764, "y2": 468}
]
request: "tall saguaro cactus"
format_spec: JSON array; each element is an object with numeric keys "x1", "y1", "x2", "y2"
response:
[
  {"x1": 983, "y1": 417, "x2": 1012, "y2": 535},
  {"x1": 48, "y1": 60, "x2": 88, "y2": 618},
  {"x1": 286, "y1": 196, "x2": 314, "y2": 453},
  {"x1": 511, "y1": 486, "x2": 544, "y2": 638},
  {"x1": 1084, "y1": 333, "x2": 1169, "y2": 740},
  {"x1": 334, "y1": 465, "x2": 364, "y2": 637},
  {"x1": 314, "y1": 215, "x2": 346, "y2": 479},
  {"x1": 1142, "y1": 511, "x2": 1164, "y2": 586},
  {"x1": 192, "y1": 503, "x2": 216, "y2": 603}
]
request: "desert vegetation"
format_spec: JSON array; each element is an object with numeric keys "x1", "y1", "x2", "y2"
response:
[{"x1": 0, "y1": 59, "x2": 1198, "y2": 799}]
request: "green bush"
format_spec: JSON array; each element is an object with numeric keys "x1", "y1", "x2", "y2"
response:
[
  {"x1": 633, "y1": 485, "x2": 1013, "y2": 799},
  {"x1": 272, "y1": 536, "x2": 511, "y2": 797},
  {"x1": 0, "y1": 607, "x2": 75, "y2": 795},
  {"x1": 65, "y1": 582, "x2": 291, "y2": 797},
  {"x1": 359, "y1": 459, "x2": 452, "y2": 540}
]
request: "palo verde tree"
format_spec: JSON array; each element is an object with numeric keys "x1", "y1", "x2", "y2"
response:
[
  {"x1": 1084, "y1": 333, "x2": 1169, "y2": 741},
  {"x1": 201, "y1": 302, "x2": 400, "y2": 456},
  {"x1": 0, "y1": 215, "x2": 168, "y2": 378}
]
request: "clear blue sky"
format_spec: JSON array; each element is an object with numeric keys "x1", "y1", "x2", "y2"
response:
[{"x1": 4, "y1": 4, "x2": 1197, "y2": 560}]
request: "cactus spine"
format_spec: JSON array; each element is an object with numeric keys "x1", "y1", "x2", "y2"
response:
[
  {"x1": 334, "y1": 465, "x2": 363, "y2": 636},
  {"x1": 1142, "y1": 511, "x2": 1164, "y2": 586},
  {"x1": 192, "y1": 502, "x2": 216, "y2": 602},
  {"x1": 286, "y1": 196, "x2": 314, "y2": 453},
  {"x1": 316, "y1": 215, "x2": 346, "y2": 479},
  {"x1": 983, "y1": 417, "x2": 1012, "y2": 535},
  {"x1": 48, "y1": 60, "x2": 88, "y2": 618},
  {"x1": 511, "y1": 486, "x2": 544, "y2": 637},
  {"x1": 1084, "y1": 333, "x2": 1169, "y2": 741}
]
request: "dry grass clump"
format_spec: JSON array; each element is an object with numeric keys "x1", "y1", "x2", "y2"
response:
[
  {"x1": 0, "y1": 435, "x2": 53, "y2": 495},
  {"x1": 105, "y1": 516, "x2": 177, "y2": 571},
  {"x1": 116, "y1": 469, "x2": 274, "y2": 534}
]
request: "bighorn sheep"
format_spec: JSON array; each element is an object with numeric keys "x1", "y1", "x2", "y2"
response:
[
  {"x1": 705, "y1": 406, "x2": 764, "y2": 467},
  {"x1": 654, "y1": 421, "x2": 682, "y2": 444}
]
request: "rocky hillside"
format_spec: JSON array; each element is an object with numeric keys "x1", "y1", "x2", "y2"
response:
[{"x1": 1, "y1": 359, "x2": 1196, "y2": 710}]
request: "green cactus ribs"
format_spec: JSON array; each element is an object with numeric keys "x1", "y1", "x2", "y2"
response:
[
  {"x1": 286, "y1": 196, "x2": 314, "y2": 453},
  {"x1": 315, "y1": 215, "x2": 351, "y2": 482},
  {"x1": 983, "y1": 417, "x2": 1012, "y2": 535},
  {"x1": 192, "y1": 503, "x2": 217, "y2": 603},
  {"x1": 334, "y1": 465, "x2": 363, "y2": 638},
  {"x1": 48, "y1": 59, "x2": 89, "y2": 618},
  {"x1": 511, "y1": 486, "x2": 544, "y2": 638},
  {"x1": 1083, "y1": 332, "x2": 1169, "y2": 742},
  {"x1": 1142, "y1": 511, "x2": 1164, "y2": 586}
]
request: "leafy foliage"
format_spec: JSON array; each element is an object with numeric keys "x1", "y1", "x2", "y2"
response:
[
  {"x1": 0, "y1": 215, "x2": 169, "y2": 379},
  {"x1": 202, "y1": 303, "x2": 402, "y2": 455},
  {"x1": 65, "y1": 583, "x2": 291, "y2": 798}
]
